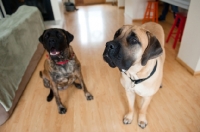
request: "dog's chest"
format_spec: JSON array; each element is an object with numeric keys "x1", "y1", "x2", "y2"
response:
[
  {"x1": 125, "y1": 82, "x2": 156, "y2": 96},
  {"x1": 51, "y1": 61, "x2": 76, "y2": 84},
  {"x1": 122, "y1": 72, "x2": 156, "y2": 96}
]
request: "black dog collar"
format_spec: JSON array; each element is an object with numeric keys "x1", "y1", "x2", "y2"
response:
[{"x1": 123, "y1": 61, "x2": 157, "y2": 85}]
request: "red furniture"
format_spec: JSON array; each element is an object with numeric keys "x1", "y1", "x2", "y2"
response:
[
  {"x1": 142, "y1": 1, "x2": 158, "y2": 23},
  {"x1": 166, "y1": 13, "x2": 187, "y2": 49}
]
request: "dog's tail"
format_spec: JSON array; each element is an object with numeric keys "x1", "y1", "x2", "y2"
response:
[{"x1": 39, "y1": 71, "x2": 43, "y2": 78}]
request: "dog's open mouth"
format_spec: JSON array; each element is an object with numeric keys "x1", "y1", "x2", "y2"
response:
[{"x1": 50, "y1": 48, "x2": 60, "y2": 56}]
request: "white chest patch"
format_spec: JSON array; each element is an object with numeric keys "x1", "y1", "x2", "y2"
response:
[{"x1": 123, "y1": 72, "x2": 155, "y2": 96}]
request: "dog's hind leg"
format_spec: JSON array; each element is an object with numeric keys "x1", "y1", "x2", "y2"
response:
[
  {"x1": 40, "y1": 71, "x2": 51, "y2": 88},
  {"x1": 39, "y1": 71, "x2": 43, "y2": 78},
  {"x1": 73, "y1": 82, "x2": 82, "y2": 89},
  {"x1": 47, "y1": 89, "x2": 54, "y2": 102},
  {"x1": 43, "y1": 79, "x2": 50, "y2": 88},
  {"x1": 40, "y1": 71, "x2": 54, "y2": 102}
]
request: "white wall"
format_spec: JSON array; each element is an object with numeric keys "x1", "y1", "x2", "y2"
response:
[
  {"x1": 196, "y1": 60, "x2": 200, "y2": 71},
  {"x1": 124, "y1": 0, "x2": 147, "y2": 20},
  {"x1": 118, "y1": 0, "x2": 125, "y2": 7},
  {"x1": 70, "y1": 0, "x2": 75, "y2": 3},
  {"x1": 50, "y1": 0, "x2": 62, "y2": 21},
  {"x1": 177, "y1": 0, "x2": 200, "y2": 72},
  {"x1": 161, "y1": 0, "x2": 190, "y2": 10}
]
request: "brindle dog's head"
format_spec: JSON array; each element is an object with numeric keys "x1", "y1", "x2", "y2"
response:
[
  {"x1": 39, "y1": 28, "x2": 74, "y2": 62},
  {"x1": 103, "y1": 25, "x2": 163, "y2": 71}
]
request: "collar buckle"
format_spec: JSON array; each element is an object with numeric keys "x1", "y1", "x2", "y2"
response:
[{"x1": 123, "y1": 60, "x2": 158, "y2": 85}]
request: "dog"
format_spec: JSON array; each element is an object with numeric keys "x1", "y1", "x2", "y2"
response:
[
  {"x1": 103, "y1": 22, "x2": 165, "y2": 129},
  {"x1": 39, "y1": 28, "x2": 93, "y2": 114}
]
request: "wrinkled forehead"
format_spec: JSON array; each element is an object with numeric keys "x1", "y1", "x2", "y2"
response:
[
  {"x1": 119, "y1": 25, "x2": 149, "y2": 49},
  {"x1": 120, "y1": 25, "x2": 137, "y2": 36},
  {"x1": 44, "y1": 29, "x2": 64, "y2": 35}
]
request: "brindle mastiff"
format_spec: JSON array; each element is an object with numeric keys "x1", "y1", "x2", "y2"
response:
[
  {"x1": 39, "y1": 28, "x2": 93, "y2": 114},
  {"x1": 103, "y1": 22, "x2": 165, "y2": 129}
]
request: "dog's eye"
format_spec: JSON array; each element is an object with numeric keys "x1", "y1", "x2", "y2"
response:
[
  {"x1": 126, "y1": 37, "x2": 139, "y2": 45},
  {"x1": 127, "y1": 31, "x2": 140, "y2": 45},
  {"x1": 44, "y1": 34, "x2": 49, "y2": 39},
  {"x1": 58, "y1": 34, "x2": 62, "y2": 38},
  {"x1": 57, "y1": 32, "x2": 62, "y2": 38},
  {"x1": 131, "y1": 38, "x2": 137, "y2": 43}
]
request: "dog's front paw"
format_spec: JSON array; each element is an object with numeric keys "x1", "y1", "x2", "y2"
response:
[
  {"x1": 138, "y1": 121, "x2": 147, "y2": 129},
  {"x1": 123, "y1": 112, "x2": 133, "y2": 124},
  {"x1": 59, "y1": 107, "x2": 67, "y2": 114},
  {"x1": 138, "y1": 114, "x2": 148, "y2": 129},
  {"x1": 85, "y1": 92, "x2": 93, "y2": 100}
]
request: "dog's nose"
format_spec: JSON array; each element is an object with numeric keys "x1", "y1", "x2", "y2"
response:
[{"x1": 106, "y1": 41, "x2": 116, "y2": 49}]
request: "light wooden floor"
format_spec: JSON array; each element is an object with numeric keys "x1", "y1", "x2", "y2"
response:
[{"x1": 1, "y1": 4, "x2": 200, "y2": 132}]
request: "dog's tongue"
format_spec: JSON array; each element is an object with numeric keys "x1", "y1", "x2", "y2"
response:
[{"x1": 50, "y1": 49, "x2": 60, "y2": 56}]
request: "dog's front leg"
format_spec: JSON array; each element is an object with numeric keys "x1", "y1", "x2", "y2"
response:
[
  {"x1": 120, "y1": 74, "x2": 135, "y2": 124},
  {"x1": 124, "y1": 90, "x2": 136, "y2": 124},
  {"x1": 138, "y1": 96, "x2": 152, "y2": 129},
  {"x1": 51, "y1": 81, "x2": 67, "y2": 114},
  {"x1": 79, "y1": 77, "x2": 94, "y2": 101},
  {"x1": 76, "y1": 72, "x2": 93, "y2": 101}
]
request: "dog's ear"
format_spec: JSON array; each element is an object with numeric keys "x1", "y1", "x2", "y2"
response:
[
  {"x1": 61, "y1": 29, "x2": 74, "y2": 43},
  {"x1": 141, "y1": 31, "x2": 163, "y2": 66},
  {"x1": 38, "y1": 30, "x2": 47, "y2": 44},
  {"x1": 113, "y1": 28, "x2": 122, "y2": 39}
]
